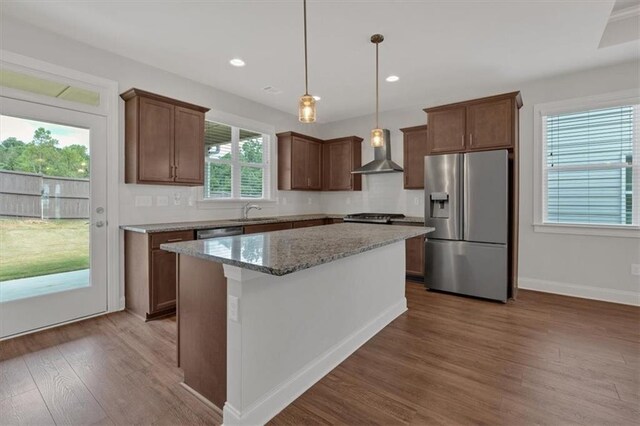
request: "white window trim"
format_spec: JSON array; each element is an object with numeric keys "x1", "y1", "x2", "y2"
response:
[
  {"x1": 197, "y1": 110, "x2": 276, "y2": 205},
  {"x1": 533, "y1": 89, "x2": 640, "y2": 239},
  {"x1": 0, "y1": 49, "x2": 122, "y2": 309}
]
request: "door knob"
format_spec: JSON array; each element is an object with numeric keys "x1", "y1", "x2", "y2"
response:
[{"x1": 95, "y1": 221, "x2": 105, "y2": 228}]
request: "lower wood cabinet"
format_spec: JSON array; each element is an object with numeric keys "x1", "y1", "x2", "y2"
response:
[
  {"x1": 150, "y1": 249, "x2": 178, "y2": 313},
  {"x1": 405, "y1": 235, "x2": 425, "y2": 280},
  {"x1": 292, "y1": 219, "x2": 327, "y2": 228},
  {"x1": 243, "y1": 222, "x2": 293, "y2": 234},
  {"x1": 125, "y1": 230, "x2": 194, "y2": 320}
]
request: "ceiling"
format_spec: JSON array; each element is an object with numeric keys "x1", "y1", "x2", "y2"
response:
[{"x1": 1, "y1": 0, "x2": 638, "y2": 123}]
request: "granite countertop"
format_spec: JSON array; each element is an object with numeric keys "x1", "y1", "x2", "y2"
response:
[
  {"x1": 121, "y1": 214, "x2": 424, "y2": 233},
  {"x1": 161, "y1": 223, "x2": 434, "y2": 276},
  {"x1": 120, "y1": 214, "x2": 343, "y2": 233}
]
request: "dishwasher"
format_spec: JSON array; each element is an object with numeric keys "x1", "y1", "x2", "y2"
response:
[{"x1": 196, "y1": 226, "x2": 243, "y2": 240}]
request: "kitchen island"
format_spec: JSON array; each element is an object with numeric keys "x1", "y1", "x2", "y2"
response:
[{"x1": 161, "y1": 223, "x2": 433, "y2": 425}]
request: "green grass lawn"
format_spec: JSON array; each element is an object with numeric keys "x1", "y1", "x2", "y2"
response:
[{"x1": 0, "y1": 218, "x2": 89, "y2": 281}]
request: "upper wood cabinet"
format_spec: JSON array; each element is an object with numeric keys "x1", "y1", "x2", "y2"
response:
[
  {"x1": 424, "y1": 91, "x2": 522, "y2": 153},
  {"x1": 278, "y1": 132, "x2": 362, "y2": 191},
  {"x1": 426, "y1": 108, "x2": 466, "y2": 154},
  {"x1": 278, "y1": 132, "x2": 324, "y2": 191},
  {"x1": 322, "y1": 136, "x2": 363, "y2": 191},
  {"x1": 121, "y1": 88, "x2": 209, "y2": 186},
  {"x1": 400, "y1": 125, "x2": 429, "y2": 189},
  {"x1": 466, "y1": 97, "x2": 514, "y2": 150}
]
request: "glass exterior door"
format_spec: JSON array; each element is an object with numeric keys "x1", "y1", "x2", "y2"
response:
[{"x1": 0, "y1": 97, "x2": 107, "y2": 338}]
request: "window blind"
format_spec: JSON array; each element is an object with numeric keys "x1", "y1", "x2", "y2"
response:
[
  {"x1": 544, "y1": 105, "x2": 636, "y2": 225},
  {"x1": 204, "y1": 120, "x2": 267, "y2": 200}
]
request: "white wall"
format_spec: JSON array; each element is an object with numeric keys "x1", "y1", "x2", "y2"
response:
[
  {"x1": 0, "y1": 18, "x2": 324, "y2": 226},
  {"x1": 318, "y1": 60, "x2": 640, "y2": 305}
]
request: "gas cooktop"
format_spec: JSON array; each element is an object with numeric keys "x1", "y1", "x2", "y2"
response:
[{"x1": 343, "y1": 213, "x2": 405, "y2": 224}]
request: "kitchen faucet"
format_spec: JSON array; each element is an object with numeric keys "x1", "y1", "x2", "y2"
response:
[{"x1": 243, "y1": 202, "x2": 262, "y2": 220}]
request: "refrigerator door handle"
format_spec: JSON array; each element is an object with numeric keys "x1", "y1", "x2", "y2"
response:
[{"x1": 462, "y1": 153, "x2": 469, "y2": 240}]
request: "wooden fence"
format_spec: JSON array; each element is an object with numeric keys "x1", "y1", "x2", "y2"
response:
[{"x1": 0, "y1": 170, "x2": 89, "y2": 219}]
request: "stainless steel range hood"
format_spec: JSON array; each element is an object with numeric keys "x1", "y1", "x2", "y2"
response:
[{"x1": 351, "y1": 129, "x2": 404, "y2": 174}]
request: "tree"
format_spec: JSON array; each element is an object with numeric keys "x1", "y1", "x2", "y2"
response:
[
  {"x1": 239, "y1": 138, "x2": 263, "y2": 197},
  {"x1": 32, "y1": 128, "x2": 58, "y2": 146},
  {"x1": 0, "y1": 137, "x2": 26, "y2": 170},
  {"x1": 206, "y1": 138, "x2": 264, "y2": 198},
  {"x1": 0, "y1": 128, "x2": 90, "y2": 178}
]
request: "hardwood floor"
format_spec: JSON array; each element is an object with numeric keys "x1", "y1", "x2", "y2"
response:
[{"x1": 1, "y1": 282, "x2": 638, "y2": 425}]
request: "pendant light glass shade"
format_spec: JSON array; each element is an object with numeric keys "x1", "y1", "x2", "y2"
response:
[
  {"x1": 370, "y1": 128, "x2": 384, "y2": 148},
  {"x1": 299, "y1": 94, "x2": 316, "y2": 123}
]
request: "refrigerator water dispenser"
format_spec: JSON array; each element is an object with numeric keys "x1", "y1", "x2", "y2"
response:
[{"x1": 429, "y1": 192, "x2": 449, "y2": 218}]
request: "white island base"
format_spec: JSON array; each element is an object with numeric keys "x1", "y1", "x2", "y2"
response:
[{"x1": 222, "y1": 241, "x2": 406, "y2": 425}]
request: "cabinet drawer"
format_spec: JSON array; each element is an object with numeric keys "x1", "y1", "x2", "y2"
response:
[{"x1": 151, "y1": 230, "x2": 194, "y2": 249}]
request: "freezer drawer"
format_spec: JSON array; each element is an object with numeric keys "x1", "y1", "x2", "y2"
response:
[{"x1": 424, "y1": 239, "x2": 507, "y2": 302}]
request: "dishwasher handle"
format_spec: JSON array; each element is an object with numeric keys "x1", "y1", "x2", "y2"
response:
[{"x1": 197, "y1": 227, "x2": 243, "y2": 239}]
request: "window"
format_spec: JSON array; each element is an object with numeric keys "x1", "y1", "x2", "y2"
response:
[
  {"x1": 1, "y1": 68, "x2": 100, "y2": 107},
  {"x1": 534, "y1": 91, "x2": 639, "y2": 236},
  {"x1": 204, "y1": 120, "x2": 269, "y2": 200}
]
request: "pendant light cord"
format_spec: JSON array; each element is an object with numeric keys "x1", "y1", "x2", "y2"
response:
[
  {"x1": 375, "y1": 40, "x2": 379, "y2": 129},
  {"x1": 303, "y1": 0, "x2": 309, "y2": 96}
]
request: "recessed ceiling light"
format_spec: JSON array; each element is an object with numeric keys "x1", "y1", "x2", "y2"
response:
[
  {"x1": 385, "y1": 75, "x2": 399, "y2": 82},
  {"x1": 313, "y1": 95, "x2": 321, "y2": 101},
  {"x1": 229, "y1": 58, "x2": 246, "y2": 67}
]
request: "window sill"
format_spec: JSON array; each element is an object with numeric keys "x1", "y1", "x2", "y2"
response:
[{"x1": 533, "y1": 223, "x2": 640, "y2": 238}]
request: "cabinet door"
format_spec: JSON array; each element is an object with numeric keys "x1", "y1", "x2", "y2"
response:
[
  {"x1": 467, "y1": 98, "x2": 513, "y2": 150},
  {"x1": 307, "y1": 140, "x2": 322, "y2": 190},
  {"x1": 403, "y1": 127, "x2": 429, "y2": 189},
  {"x1": 150, "y1": 249, "x2": 177, "y2": 314},
  {"x1": 324, "y1": 140, "x2": 353, "y2": 190},
  {"x1": 405, "y1": 235, "x2": 425, "y2": 278},
  {"x1": 427, "y1": 107, "x2": 466, "y2": 153},
  {"x1": 174, "y1": 106, "x2": 204, "y2": 184},
  {"x1": 291, "y1": 137, "x2": 309, "y2": 189},
  {"x1": 138, "y1": 98, "x2": 174, "y2": 183}
]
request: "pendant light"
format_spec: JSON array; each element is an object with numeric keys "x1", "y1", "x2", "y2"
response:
[
  {"x1": 370, "y1": 34, "x2": 384, "y2": 147},
  {"x1": 298, "y1": 0, "x2": 316, "y2": 123}
]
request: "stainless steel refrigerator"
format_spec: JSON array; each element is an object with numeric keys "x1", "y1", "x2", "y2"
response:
[{"x1": 424, "y1": 150, "x2": 508, "y2": 302}]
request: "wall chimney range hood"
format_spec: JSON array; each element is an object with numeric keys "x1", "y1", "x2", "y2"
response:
[{"x1": 351, "y1": 129, "x2": 404, "y2": 174}]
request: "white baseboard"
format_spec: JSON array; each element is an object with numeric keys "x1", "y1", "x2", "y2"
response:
[
  {"x1": 222, "y1": 298, "x2": 408, "y2": 425},
  {"x1": 518, "y1": 277, "x2": 639, "y2": 306}
]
